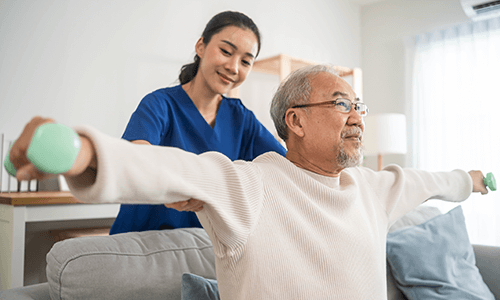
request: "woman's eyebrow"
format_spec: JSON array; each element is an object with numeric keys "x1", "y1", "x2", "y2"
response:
[{"x1": 222, "y1": 40, "x2": 255, "y2": 59}]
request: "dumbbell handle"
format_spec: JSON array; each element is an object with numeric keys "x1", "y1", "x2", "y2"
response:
[{"x1": 3, "y1": 123, "x2": 81, "y2": 176}]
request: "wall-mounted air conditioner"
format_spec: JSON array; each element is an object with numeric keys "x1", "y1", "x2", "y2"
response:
[{"x1": 460, "y1": 0, "x2": 500, "y2": 21}]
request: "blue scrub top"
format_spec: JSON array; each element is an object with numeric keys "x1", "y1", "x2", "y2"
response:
[{"x1": 110, "y1": 85, "x2": 286, "y2": 234}]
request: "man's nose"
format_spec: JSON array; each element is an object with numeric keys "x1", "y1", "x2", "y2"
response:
[{"x1": 347, "y1": 105, "x2": 363, "y2": 126}]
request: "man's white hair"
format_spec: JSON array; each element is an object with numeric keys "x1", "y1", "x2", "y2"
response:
[{"x1": 270, "y1": 65, "x2": 338, "y2": 141}]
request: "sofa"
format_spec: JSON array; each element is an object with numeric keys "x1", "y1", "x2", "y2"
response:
[{"x1": 1, "y1": 205, "x2": 499, "y2": 300}]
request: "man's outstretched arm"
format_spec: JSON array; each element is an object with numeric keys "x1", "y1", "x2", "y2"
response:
[
  {"x1": 7, "y1": 117, "x2": 204, "y2": 212},
  {"x1": 8, "y1": 117, "x2": 264, "y2": 244}
]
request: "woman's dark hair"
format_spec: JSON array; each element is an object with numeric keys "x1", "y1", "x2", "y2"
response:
[{"x1": 178, "y1": 11, "x2": 261, "y2": 85}]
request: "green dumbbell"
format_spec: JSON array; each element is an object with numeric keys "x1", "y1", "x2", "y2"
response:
[
  {"x1": 484, "y1": 172, "x2": 496, "y2": 192},
  {"x1": 3, "y1": 123, "x2": 81, "y2": 176},
  {"x1": 4, "y1": 143, "x2": 17, "y2": 176}
]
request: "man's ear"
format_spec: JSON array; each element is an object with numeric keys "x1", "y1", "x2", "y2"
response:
[
  {"x1": 285, "y1": 108, "x2": 305, "y2": 138},
  {"x1": 195, "y1": 37, "x2": 205, "y2": 58}
]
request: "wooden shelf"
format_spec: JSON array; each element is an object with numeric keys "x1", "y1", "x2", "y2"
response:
[
  {"x1": 0, "y1": 191, "x2": 81, "y2": 206},
  {"x1": 252, "y1": 54, "x2": 355, "y2": 79},
  {"x1": 228, "y1": 53, "x2": 362, "y2": 100}
]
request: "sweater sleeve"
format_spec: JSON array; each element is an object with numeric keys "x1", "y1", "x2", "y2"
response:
[
  {"x1": 356, "y1": 165, "x2": 472, "y2": 226},
  {"x1": 65, "y1": 125, "x2": 263, "y2": 246}
]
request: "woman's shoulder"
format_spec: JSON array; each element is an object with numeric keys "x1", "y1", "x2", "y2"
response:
[
  {"x1": 146, "y1": 85, "x2": 182, "y2": 98},
  {"x1": 140, "y1": 85, "x2": 185, "y2": 106},
  {"x1": 222, "y1": 96, "x2": 254, "y2": 116}
]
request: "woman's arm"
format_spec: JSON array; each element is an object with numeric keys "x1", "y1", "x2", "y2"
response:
[{"x1": 130, "y1": 140, "x2": 152, "y2": 146}]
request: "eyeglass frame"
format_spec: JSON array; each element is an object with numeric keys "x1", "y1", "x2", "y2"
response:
[{"x1": 291, "y1": 98, "x2": 369, "y2": 116}]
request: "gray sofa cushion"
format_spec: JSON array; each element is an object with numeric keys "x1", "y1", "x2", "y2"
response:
[
  {"x1": 473, "y1": 245, "x2": 500, "y2": 300},
  {"x1": 46, "y1": 228, "x2": 215, "y2": 300}
]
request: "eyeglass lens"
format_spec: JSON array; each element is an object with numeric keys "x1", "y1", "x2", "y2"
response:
[{"x1": 336, "y1": 99, "x2": 368, "y2": 116}]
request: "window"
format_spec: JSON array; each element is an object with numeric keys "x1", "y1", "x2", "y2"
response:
[{"x1": 408, "y1": 17, "x2": 500, "y2": 246}]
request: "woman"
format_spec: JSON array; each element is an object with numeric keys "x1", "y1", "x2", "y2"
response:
[{"x1": 109, "y1": 11, "x2": 286, "y2": 234}]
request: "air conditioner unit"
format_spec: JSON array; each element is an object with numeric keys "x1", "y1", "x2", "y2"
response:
[{"x1": 460, "y1": 0, "x2": 500, "y2": 21}]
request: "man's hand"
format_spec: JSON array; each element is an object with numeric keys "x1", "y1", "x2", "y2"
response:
[
  {"x1": 8, "y1": 116, "x2": 96, "y2": 181},
  {"x1": 165, "y1": 199, "x2": 205, "y2": 212},
  {"x1": 469, "y1": 170, "x2": 488, "y2": 195}
]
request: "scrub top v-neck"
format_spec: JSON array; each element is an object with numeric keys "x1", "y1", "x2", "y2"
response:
[{"x1": 110, "y1": 85, "x2": 286, "y2": 234}]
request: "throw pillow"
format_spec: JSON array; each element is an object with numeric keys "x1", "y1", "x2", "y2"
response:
[
  {"x1": 387, "y1": 205, "x2": 443, "y2": 300},
  {"x1": 388, "y1": 205, "x2": 442, "y2": 233},
  {"x1": 386, "y1": 206, "x2": 494, "y2": 300},
  {"x1": 181, "y1": 273, "x2": 220, "y2": 300}
]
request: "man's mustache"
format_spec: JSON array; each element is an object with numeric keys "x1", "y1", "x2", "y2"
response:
[{"x1": 341, "y1": 126, "x2": 363, "y2": 140}]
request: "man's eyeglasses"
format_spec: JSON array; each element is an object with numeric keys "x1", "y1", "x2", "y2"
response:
[{"x1": 291, "y1": 99, "x2": 369, "y2": 116}]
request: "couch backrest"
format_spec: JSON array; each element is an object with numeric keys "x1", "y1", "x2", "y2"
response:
[{"x1": 46, "y1": 228, "x2": 215, "y2": 300}]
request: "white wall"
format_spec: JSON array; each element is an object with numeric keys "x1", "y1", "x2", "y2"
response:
[
  {"x1": 360, "y1": 0, "x2": 469, "y2": 168},
  {"x1": 0, "y1": 0, "x2": 363, "y2": 285},
  {"x1": 0, "y1": 0, "x2": 361, "y2": 142}
]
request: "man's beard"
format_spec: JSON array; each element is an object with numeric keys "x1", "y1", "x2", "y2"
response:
[{"x1": 337, "y1": 126, "x2": 364, "y2": 168}]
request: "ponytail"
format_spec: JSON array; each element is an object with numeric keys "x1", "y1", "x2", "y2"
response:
[{"x1": 179, "y1": 55, "x2": 201, "y2": 85}]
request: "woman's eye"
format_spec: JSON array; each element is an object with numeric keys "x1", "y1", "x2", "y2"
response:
[
  {"x1": 242, "y1": 60, "x2": 251, "y2": 66},
  {"x1": 220, "y1": 48, "x2": 230, "y2": 55}
]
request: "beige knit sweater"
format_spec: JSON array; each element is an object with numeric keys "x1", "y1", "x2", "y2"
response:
[{"x1": 67, "y1": 126, "x2": 473, "y2": 300}]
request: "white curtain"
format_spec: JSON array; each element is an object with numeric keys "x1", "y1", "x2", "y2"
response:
[{"x1": 408, "y1": 17, "x2": 500, "y2": 246}]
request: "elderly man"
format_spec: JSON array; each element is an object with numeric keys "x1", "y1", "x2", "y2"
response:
[{"x1": 9, "y1": 65, "x2": 487, "y2": 300}]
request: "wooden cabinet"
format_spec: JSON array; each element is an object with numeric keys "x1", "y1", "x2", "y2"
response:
[{"x1": 0, "y1": 192, "x2": 118, "y2": 290}]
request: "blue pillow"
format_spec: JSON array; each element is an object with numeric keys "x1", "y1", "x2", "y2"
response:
[
  {"x1": 386, "y1": 206, "x2": 494, "y2": 300},
  {"x1": 181, "y1": 273, "x2": 220, "y2": 300}
]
